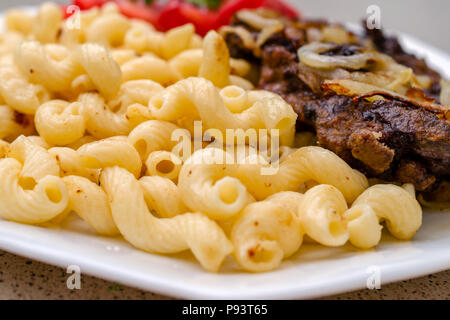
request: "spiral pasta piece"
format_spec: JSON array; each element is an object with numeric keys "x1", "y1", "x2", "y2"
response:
[
  {"x1": 63, "y1": 175, "x2": 119, "y2": 236},
  {"x1": 169, "y1": 49, "x2": 203, "y2": 79},
  {"x1": 345, "y1": 184, "x2": 422, "y2": 248},
  {"x1": 179, "y1": 146, "x2": 368, "y2": 220},
  {"x1": 169, "y1": 48, "x2": 250, "y2": 81},
  {"x1": 0, "y1": 158, "x2": 68, "y2": 224},
  {"x1": 0, "y1": 136, "x2": 68, "y2": 224},
  {"x1": 220, "y1": 85, "x2": 248, "y2": 113},
  {"x1": 76, "y1": 137, "x2": 142, "y2": 178},
  {"x1": 5, "y1": 9, "x2": 34, "y2": 36},
  {"x1": 0, "y1": 105, "x2": 35, "y2": 141},
  {"x1": 199, "y1": 31, "x2": 230, "y2": 88},
  {"x1": 14, "y1": 41, "x2": 82, "y2": 92},
  {"x1": 8, "y1": 135, "x2": 60, "y2": 182},
  {"x1": 27, "y1": 136, "x2": 51, "y2": 149},
  {"x1": 35, "y1": 100, "x2": 85, "y2": 145},
  {"x1": 76, "y1": 43, "x2": 122, "y2": 100},
  {"x1": 231, "y1": 191, "x2": 303, "y2": 272},
  {"x1": 233, "y1": 146, "x2": 369, "y2": 203},
  {"x1": 127, "y1": 120, "x2": 182, "y2": 161},
  {"x1": 100, "y1": 166, "x2": 233, "y2": 272},
  {"x1": 0, "y1": 64, "x2": 50, "y2": 115},
  {"x1": 160, "y1": 24, "x2": 195, "y2": 60},
  {"x1": 145, "y1": 151, "x2": 182, "y2": 181},
  {"x1": 0, "y1": 140, "x2": 10, "y2": 158},
  {"x1": 179, "y1": 148, "x2": 256, "y2": 219},
  {"x1": 121, "y1": 55, "x2": 179, "y2": 85},
  {"x1": 32, "y1": 2, "x2": 62, "y2": 43},
  {"x1": 78, "y1": 93, "x2": 130, "y2": 139},
  {"x1": 49, "y1": 147, "x2": 101, "y2": 183},
  {"x1": 299, "y1": 185, "x2": 349, "y2": 247},
  {"x1": 139, "y1": 175, "x2": 188, "y2": 218},
  {"x1": 85, "y1": 12, "x2": 130, "y2": 47},
  {"x1": 112, "y1": 80, "x2": 164, "y2": 110},
  {"x1": 148, "y1": 77, "x2": 297, "y2": 145}
]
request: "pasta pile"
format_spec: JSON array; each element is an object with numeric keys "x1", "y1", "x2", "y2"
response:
[{"x1": 0, "y1": 2, "x2": 423, "y2": 273}]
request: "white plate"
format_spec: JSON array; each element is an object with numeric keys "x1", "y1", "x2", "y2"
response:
[{"x1": 0, "y1": 8, "x2": 450, "y2": 300}]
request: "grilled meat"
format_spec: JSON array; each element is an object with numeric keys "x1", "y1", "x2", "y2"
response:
[{"x1": 223, "y1": 11, "x2": 450, "y2": 198}]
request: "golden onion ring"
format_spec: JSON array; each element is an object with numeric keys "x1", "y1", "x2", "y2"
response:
[
  {"x1": 440, "y1": 79, "x2": 450, "y2": 106},
  {"x1": 298, "y1": 42, "x2": 378, "y2": 70}
]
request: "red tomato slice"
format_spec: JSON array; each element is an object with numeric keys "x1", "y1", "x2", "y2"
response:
[
  {"x1": 63, "y1": 0, "x2": 301, "y2": 36},
  {"x1": 177, "y1": 2, "x2": 219, "y2": 36},
  {"x1": 157, "y1": 0, "x2": 190, "y2": 31},
  {"x1": 115, "y1": 0, "x2": 159, "y2": 26},
  {"x1": 216, "y1": 0, "x2": 263, "y2": 27},
  {"x1": 73, "y1": 0, "x2": 107, "y2": 10}
]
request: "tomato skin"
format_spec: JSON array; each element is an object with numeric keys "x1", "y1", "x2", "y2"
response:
[
  {"x1": 73, "y1": 0, "x2": 107, "y2": 10},
  {"x1": 115, "y1": 0, "x2": 159, "y2": 26},
  {"x1": 61, "y1": 4, "x2": 72, "y2": 18},
  {"x1": 63, "y1": 0, "x2": 301, "y2": 35},
  {"x1": 157, "y1": 0, "x2": 189, "y2": 31},
  {"x1": 157, "y1": 0, "x2": 219, "y2": 36}
]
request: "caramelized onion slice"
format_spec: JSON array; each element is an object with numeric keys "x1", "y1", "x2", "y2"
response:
[
  {"x1": 236, "y1": 9, "x2": 284, "y2": 31},
  {"x1": 298, "y1": 42, "x2": 377, "y2": 70},
  {"x1": 441, "y1": 79, "x2": 450, "y2": 107},
  {"x1": 323, "y1": 79, "x2": 449, "y2": 120}
]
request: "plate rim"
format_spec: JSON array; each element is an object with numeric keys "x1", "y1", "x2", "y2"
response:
[{"x1": 0, "y1": 8, "x2": 449, "y2": 300}]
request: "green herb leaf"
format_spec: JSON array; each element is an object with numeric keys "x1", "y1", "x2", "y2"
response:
[
  {"x1": 108, "y1": 283, "x2": 123, "y2": 291},
  {"x1": 186, "y1": 0, "x2": 222, "y2": 10},
  {"x1": 131, "y1": 0, "x2": 155, "y2": 5}
]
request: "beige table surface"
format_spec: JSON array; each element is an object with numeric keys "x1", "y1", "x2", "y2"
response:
[
  {"x1": 1, "y1": 249, "x2": 449, "y2": 300},
  {"x1": 0, "y1": 0, "x2": 449, "y2": 300}
]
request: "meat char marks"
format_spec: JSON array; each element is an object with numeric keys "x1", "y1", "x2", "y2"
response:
[{"x1": 223, "y1": 11, "x2": 450, "y2": 199}]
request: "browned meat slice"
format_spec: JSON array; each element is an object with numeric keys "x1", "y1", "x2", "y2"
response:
[{"x1": 223, "y1": 13, "x2": 450, "y2": 198}]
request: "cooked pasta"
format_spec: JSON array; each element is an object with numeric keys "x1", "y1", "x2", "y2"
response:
[
  {"x1": 145, "y1": 151, "x2": 182, "y2": 181},
  {"x1": 63, "y1": 175, "x2": 119, "y2": 236},
  {"x1": 0, "y1": 139, "x2": 10, "y2": 158},
  {"x1": 49, "y1": 146, "x2": 101, "y2": 183},
  {"x1": 232, "y1": 146, "x2": 369, "y2": 203},
  {"x1": 34, "y1": 100, "x2": 85, "y2": 145},
  {"x1": 0, "y1": 136, "x2": 68, "y2": 223},
  {"x1": 148, "y1": 77, "x2": 297, "y2": 145},
  {"x1": 5, "y1": 9, "x2": 34, "y2": 36},
  {"x1": 14, "y1": 41, "x2": 82, "y2": 92},
  {"x1": 32, "y1": 2, "x2": 62, "y2": 44},
  {"x1": 345, "y1": 184, "x2": 422, "y2": 249},
  {"x1": 0, "y1": 105, "x2": 35, "y2": 141},
  {"x1": 121, "y1": 55, "x2": 179, "y2": 85},
  {"x1": 76, "y1": 137, "x2": 142, "y2": 178},
  {"x1": 85, "y1": 12, "x2": 130, "y2": 47},
  {"x1": 127, "y1": 120, "x2": 182, "y2": 160},
  {"x1": 0, "y1": 2, "x2": 429, "y2": 273},
  {"x1": 75, "y1": 43, "x2": 122, "y2": 100},
  {"x1": 100, "y1": 166, "x2": 233, "y2": 272},
  {"x1": 299, "y1": 184, "x2": 349, "y2": 247},
  {"x1": 78, "y1": 92, "x2": 130, "y2": 139},
  {"x1": 179, "y1": 148, "x2": 255, "y2": 220},
  {"x1": 231, "y1": 191, "x2": 303, "y2": 272},
  {"x1": 139, "y1": 175, "x2": 188, "y2": 218},
  {"x1": 0, "y1": 64, "x2": 50, "y2": 115},
  {"x1": 199, "y1": 31, "x2": 231, "y2": 88}
]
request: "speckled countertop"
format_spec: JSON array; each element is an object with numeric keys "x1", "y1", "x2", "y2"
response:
[{"x1": 0, "y1": 249, "x2": 448, "y2": 300}]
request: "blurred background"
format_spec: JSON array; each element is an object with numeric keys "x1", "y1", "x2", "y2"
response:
[{"x1": 1, "y1": 0, "x2": 449, "y2": 52}]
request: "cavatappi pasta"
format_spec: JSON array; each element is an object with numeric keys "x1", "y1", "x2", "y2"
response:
[{"x1": 0, "y1": 2, "x2": 425, "y2": 273}]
